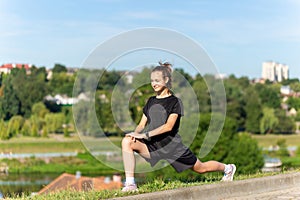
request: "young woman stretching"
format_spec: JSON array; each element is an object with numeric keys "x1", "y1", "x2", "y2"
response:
[{"x1": 121, "y1": 62, "x2": 236, "y2": 191}]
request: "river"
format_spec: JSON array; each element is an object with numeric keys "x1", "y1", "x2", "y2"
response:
[
  {"x1": 0, "y1": 173, "x2": 57, "y2": 198},
  {"x1": 0, "y1": 151, "x2": 145, "y2": 198}
]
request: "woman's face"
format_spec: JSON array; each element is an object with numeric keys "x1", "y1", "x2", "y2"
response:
[{"x1": 150, "y1": 71, "x2": 168, "y2": 93}]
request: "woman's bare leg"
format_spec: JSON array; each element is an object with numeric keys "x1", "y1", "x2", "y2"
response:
[
  {"x1": 122, "y1": 136, "x2": 150, "y2": 177},
  {"x1": 192, "y1": 159, "x2": 225, "y2": 173}
]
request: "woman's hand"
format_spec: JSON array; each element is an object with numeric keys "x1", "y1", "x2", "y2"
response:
[{"x1": 126, "y1": 132, "x2": 147, "y2": 141}]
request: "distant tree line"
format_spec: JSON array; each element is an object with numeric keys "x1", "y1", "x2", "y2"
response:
[
  {"x1": 1, "y1": 64, "x2": 300, "y2": 137},
  {"x1": 2, "y1": 63, "x2": 300, "y2": 174}
]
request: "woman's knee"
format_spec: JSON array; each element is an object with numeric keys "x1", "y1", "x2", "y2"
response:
[
  {"x1": 122, "y1": 137, "x2": 133, "y2": 149},
  {"x1": 192, "y1": 160, "x2": 207, "y2": 173}
]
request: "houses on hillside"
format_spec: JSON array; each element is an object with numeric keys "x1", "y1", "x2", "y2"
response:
[
  {"x1": 0, "y1": 63, "x2": 32, "y2": 74},
  {"x1": 0, "y1": 63, "x2": 77, "y2": 79},
  {"x1": 280, "y1": 85, "x2": 300, "y2": 118},
  {"x1": 44, "y1": 93, "x2": 89, "y2": 106},
  {"x1": 44, "y1": 92, "x2": 110, "y2": 106}
]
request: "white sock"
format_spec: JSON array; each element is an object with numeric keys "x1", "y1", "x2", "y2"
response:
[
  {"x1": 224, "y1": 164, "x2": 231, "y2": 173},
  {"x1": 125, "y1": 176, "x2": 135, "y2": 184}
]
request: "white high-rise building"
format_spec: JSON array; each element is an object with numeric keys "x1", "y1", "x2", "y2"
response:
[{"x1": 262, "y1": 61, "x2": 289, "y2": 82}]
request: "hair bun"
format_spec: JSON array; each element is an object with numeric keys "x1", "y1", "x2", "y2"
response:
[{"x1": 159, "y1": 61, "x2": 173, "y2": 73}]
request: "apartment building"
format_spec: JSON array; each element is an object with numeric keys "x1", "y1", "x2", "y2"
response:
[{"x1": 262, "y1": 61, "x2": 289, "y2": 82}]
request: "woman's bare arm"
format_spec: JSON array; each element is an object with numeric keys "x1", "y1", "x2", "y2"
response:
[{"x1": 128, "y1": 113, "x2": 178, "y2": 139}]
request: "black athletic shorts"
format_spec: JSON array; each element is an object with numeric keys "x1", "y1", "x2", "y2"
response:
[{"x1": 139, "y1": 135, "x2": 198, "y2": 173}]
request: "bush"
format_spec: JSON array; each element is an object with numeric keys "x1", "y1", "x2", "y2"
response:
[
  {"x1": 276, "y1": 139, "x2": 290, "y2": 157},
  {"x1": 225, "y1": 132, "x2": 264, "y2": 174}
]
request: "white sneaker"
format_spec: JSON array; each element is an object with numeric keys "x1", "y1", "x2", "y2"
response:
[
  {"x1": 221, "y1": 164, "x2": 236, "y2": 181},
  {"x1": 121, "y1": 183, "x2": 138, "y2": 192}
]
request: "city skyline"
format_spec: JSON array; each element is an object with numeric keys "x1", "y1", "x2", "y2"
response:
[{"x1": 0, "y1": 0, "x2": 299, "y2": 79}]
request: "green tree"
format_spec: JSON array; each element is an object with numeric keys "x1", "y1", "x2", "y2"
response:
[
  {"x1": 190, "y1": 113, "x2": 268, "y2": 174},
  {"x1": 129, "y1": 84, "x2": 153, "y2": 124},
  {"x1": 73, "y1": 69, "x2": 100, "y2": 96},
  {"x1": 95, "y1": 91, "x2": 114, "y2": 135},
  {"x1": 30, "y1": 121, "x2": 39, "y2": 137},
  {"x1": 173, "y1": 68, "x2": 194, "y2": 87},
  {"x1": 192, "y1": 76, "x2": 211, "y2": 113},
  {"x1": 290, "y1": 81, "x2": 300, "y2": 93},
  {"x1": 190, "y1": 113, "x2": 211, "y2": 156},
  {"x1": 273, "y1": 110, "x2": 295, "y2": 134},
  {"x1": 87, "y1": 106, "x2": 101, "y2": 137},
  {"x1": 190, "y1": 114, "x2": 237, "y2": 162},
  {"x1": 97, "y1": 70, "x2": 123, "y2": 90},
  {"x1": 62, "y1": 107, "x2": 73, "y2": 124},
  {"x1": 0, "y1": 119, "x2": 9, "y2": 140},
  {"x1": 237, "y1": 76, "x2": 250, "y2": 89},
  {"x1": 0, "y1": 75, "x2": 20, "y2": 120},
  {"x1": 8, "y1": 67, "x2": 48, "y2": 118},
  {"x1": 281, "y1": 78, "x2": 299, "y2": 86},
  {"x1": 131, "y1": 67, "x2": 151, "y2": 89},
  {"x1": 45, "y1": 113, "x2": 64, "y2": 133},
  {"x1": 32, "y1": 102, "x2": 50, "y2": 119},
  {"x1": 255, "y1": 84, "x2": 280, "y2": 109},
  {"x1": 202, "y1": 74, "x2": 225, "y2": 113},
  {"x1": 276, "y1": 139, "x2": 289, "y2": 157},
  {"x1": 224, "y1": 76, "x2": 248, "y2": 129},
  {"x1": 296, "y1": 144, "x2": 300, "y2": 157},
  {"x1": 42, "y1": 125, "x2": 48, "y2": 138},
  {"x1": 63, "y1": 125, "x2": 70, "y2": 137},
  {"x1": 245, "y1": 87, "x2": 263, "y2": 133},
  {"x1": 225, "y1": 133, "x2": 264, "y2": 174},
  {"x1": 111, "y1": 87, "x2": 131, "y2": 132},
  {"x1": 73, "y1": 101, "x2": 89, "y2": 135},
  {"x1": 7, "y1": 115, "x2": 24, "y2": 137},
  {"x1": 260, "y1": 107, "x2": 279, "y2": 134},
  {"x1": 52, "y1": 63, "x2": 67, "y2": 73},
  {"x1": 49, "y1": 72, "x2": 75, "y2": 96},
  {"x1": 287, "y1": 97, "x2": 300, "y2": 111},
  {"x1": 180, "y1": 113, "x2": 200, "y2": 145},
  {"x1": 205, "y1": 116, "x2": 237, "y2": 162},
  {"x1": 21, "y1": 120, "x2": 31, "y2": 136},
  {"x1": 295, "y1": 112, "x2": 300, "y2": 122}
]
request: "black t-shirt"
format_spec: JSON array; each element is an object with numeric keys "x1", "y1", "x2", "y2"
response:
[{"x1": 143, "y1": 95, "x2": 184, "y2": 143}]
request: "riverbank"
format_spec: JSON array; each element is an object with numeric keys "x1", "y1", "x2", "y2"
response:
[
  {"x1": 0, "y1": 135, "x2": 122, "y2": 174},
  {"x1": 1, "y1": 152, "x2": 119, "y2": 175},
  {"x1": 1, "y1": 134, "x2": 300, "y2": 198}
]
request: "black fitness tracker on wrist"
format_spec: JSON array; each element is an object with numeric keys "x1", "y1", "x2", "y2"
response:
[{"x1": 145, "y1": 132, "x2": 151, "y2": 141}]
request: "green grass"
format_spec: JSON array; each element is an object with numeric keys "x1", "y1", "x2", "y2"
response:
[
  {"x1": 0, "y1": 135, "x2": 84, "y2": 153},
  {"x1": 2, "y1": 152, "x2": 119, "y2": 175},
  {"x1": 281, "y1": 156, "x2": 300, "y2": 168},
  {"x1": 0, "y1": 134, "x2": 122, "y2": 153},
  {"x1": 0, "y1": 142, "x2": 85, "y2": 153},
  {"x1": 251, "y1": 134, "x2": 300, "y2": 147}
]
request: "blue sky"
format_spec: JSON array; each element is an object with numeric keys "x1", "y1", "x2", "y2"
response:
[{"x1": 1, "y1": 0, "x2": 300, "y2": 78}]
